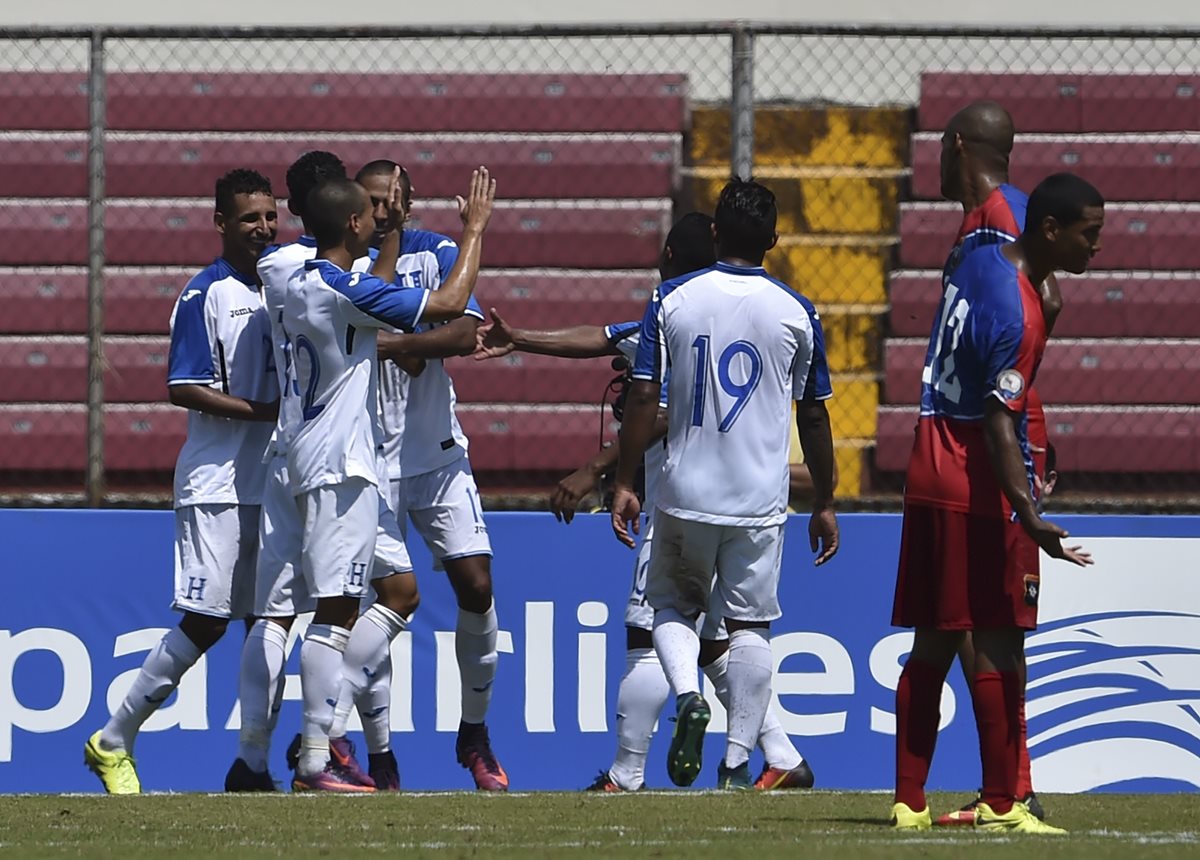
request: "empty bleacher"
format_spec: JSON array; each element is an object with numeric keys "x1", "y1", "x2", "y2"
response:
[
  {"x1": 0, "y1": 72, "x2": 686, "y2": 497},
  {"x1": 878, "y1": 72, "x2": 1200, "y2": 497}
]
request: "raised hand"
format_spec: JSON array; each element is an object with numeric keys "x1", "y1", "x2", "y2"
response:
[{"x1": 457, "y1": 166, "x2": 496, "y2": 234}]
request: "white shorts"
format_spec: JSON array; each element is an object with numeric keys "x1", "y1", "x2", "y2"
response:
[
  {"x1": 389, "y1": 456, "x2": 492, "y2": 570},
  {"x1": 297, "y1": 478, "x2": 378, "y2": 601},
  {"x1": 173, "y1": 503, "x2": 258, "y2": 620},
  {"x1": 626, "y1": 514, "x2": 726, "y2": 639},
  {"x1": 256, "y1": 456, "x2": 413, "y2": 617},
  {"x1": 646, "y1": 511, "x2": 785, "y2": 624}
]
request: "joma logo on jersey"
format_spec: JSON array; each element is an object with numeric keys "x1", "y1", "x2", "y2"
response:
[
  {"x1": 180, "y1": 289, "x2": 202, "y2": 303},
  {"x1": 229, "y1": 307, "x2": 253, "y2": 319}
]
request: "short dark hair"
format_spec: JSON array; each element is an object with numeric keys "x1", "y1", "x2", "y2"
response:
[
  {"x1": 305, "y1": 178, "x2": 367, "y2": 247},
  {"x1": 214, "y1": 168, "x2": 273, "y2": 216},
  {"x1": 286, "y1": 151, "x2": 346, "y2": 219},
  {"x1": 714, "y1": 178, "x2": 777, "y2": 261},
  {"x1": 665, "y1": 212, "x2": 716, "y2": 275},
  {"x1": 355, "y1": 158, "x2": 412, "y2": 201},
  {"x1": 1025, "y1": 173, "x2": 1105, "y2": 233}
]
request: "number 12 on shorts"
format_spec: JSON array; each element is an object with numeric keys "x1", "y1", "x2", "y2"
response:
[{"x1": 690, "y1": 335, "x2": 763, "y2": 432}]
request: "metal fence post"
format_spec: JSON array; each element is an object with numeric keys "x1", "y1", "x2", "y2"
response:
[
  {"x1": 730, "y1": 22, "x2": 755, "y2": 180},
  {"x1": 85, "y1": 29, "x2": 107, "y2": 506}
]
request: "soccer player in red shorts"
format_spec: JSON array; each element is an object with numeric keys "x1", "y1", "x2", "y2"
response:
[
  {"x1": 934, "y1": 100, "x2": 1061, "y2": 823},
  {"x1": 890, "y1": 172, "x2": 1102, "y2": 834}
]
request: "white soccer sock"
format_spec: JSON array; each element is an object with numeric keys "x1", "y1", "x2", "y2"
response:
[
  {"x1": 702, "y1": 648, "x2": 802, "y2": 770},
  {"x1": 456, "y1": 602, "x2": 498, "y2": 725},
  {"x1": 298, "y1": 623, "x2": 350, "y2": 777},
  {"x1": 329, "y1": 604, "x2": 406, "y2": 742},
  {"x1": 652, "y1": 609, "x2": 701, "y2": 697},
  {"x1": 357, "y1": 605, "x2": 408, "y2": 754},
  {"x1": 237, "y1": 619, "x2": 288, "y2": 773},
  {"x1": 99, "y1": 626, "x2": 201, "y2": 753},
  {"x1": 609, "y1": 647, "x2": 671, "y2": 791},
  {"x1": 723, "y1": 628, "x2": 774, "y2": 770}
]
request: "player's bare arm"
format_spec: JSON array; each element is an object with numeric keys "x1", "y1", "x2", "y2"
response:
[
  {"x1": 551, "y1": 407, "x2": 668, "y2": 524},
  {"x1": 475, "y1": 312, "x2": 615, "y2": 361},
  {"x1": 421, "y1": 167, "x2": 496, "y2": 323},
  {"x1": 610, "y1": 381, "x2": 661, "y2": 547},
  {"x1": 368, "y1": 166, "x2": 405, "y2": 281},
  {"x1": 376, "y1": 331, "x2": 426, "y2": 377},
  {"x1": 796, "y1": 399, "x2": 839, "y2": 565},
  {"x1": 1039, "y1": 273, "x2": 1063, "y2": 336},
  {"x1": 982, "y1": 397, "x2": 1092, "y2": 566},
  {"x1": 379, "y1": 315, "x2": 479, "y2": 361},
  {"x1": 168, "y1": 383, "x2": 278, "y2": 422}
]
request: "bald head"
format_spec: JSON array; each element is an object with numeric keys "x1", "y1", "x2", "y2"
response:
[
  {"x1": 940, "y1": 100, "x2": 1016, "y2": 205},
  {"x1": 306, "y1": 177, "x2": 373, "y2": 251}
]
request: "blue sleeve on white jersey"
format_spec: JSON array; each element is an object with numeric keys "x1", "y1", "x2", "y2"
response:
[
  {"x1": 464, "y1": 292, "x2": 485, "y2": 321},
  {"x1": 800, "y1": 307, "x2": 834, "y2": 401},
  {"x1": 332, "y1": 269, "x2": 429, "y2": 331},
  {"x1": 167, "y1": 280, "x2": 214, "y2": 385},
  {"x1": 605, "y1": 320, "x2": 641, "y2": 345},
  {"x1": 632, "y1": 291, "x2": 667, "y2": 383}
]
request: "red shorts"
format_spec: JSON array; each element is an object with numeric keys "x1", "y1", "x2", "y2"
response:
[{"x1": 891, "y1": 503, "x2": 1040, "y2": 630}]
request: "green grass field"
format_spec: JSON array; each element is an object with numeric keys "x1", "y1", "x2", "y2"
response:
[{"x1": 2, "y1": 792, "x2": 1197, "y2": 859}]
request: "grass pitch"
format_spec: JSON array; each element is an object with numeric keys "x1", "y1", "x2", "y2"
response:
[{"x1": 1, "y1": 791, "x2": 1196, "y2": 859}]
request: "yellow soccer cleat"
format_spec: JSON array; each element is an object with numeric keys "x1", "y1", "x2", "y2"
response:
[
  {"x1": 976, "y1": 801, "x2": 1067, "y2": 835},
  {"x1": 891, "y1": 802, "x2": 933, "y2": 830},
  {"x1": 84, "y1": 731, "x2": 141, "y2": 795}
]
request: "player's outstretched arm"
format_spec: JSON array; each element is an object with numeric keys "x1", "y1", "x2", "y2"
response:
[
  {"x1": 422, "y1": 167, "x2": 496, "y2": 323},
  {"x1": 168, "y1": 383, "x2": 278, "y2": 422},
  {"x1": 475, "y1": 309, "x2": 615, "y2": 361},
  {"x1": 378, "y1": 317, "x2": 478, "y2": 362},
  {"x1": 368, "y1": 166, "x2": 405, "y2": 282},
  {"x1": 982, "y1": 397, "x2": 1092, "y2": 567},
  {"x1": 610, "y1": 381, "x2": 660, "y2": 547},
  {"x1": 796, "y1": 399, "x2": 839, "y2": 565}
]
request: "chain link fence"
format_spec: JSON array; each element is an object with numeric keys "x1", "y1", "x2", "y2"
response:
[{"x1": 1, "y1": 24, "x2": 1198, "y2": 510}]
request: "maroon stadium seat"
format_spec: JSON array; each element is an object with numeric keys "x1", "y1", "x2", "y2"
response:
[
  {"x1": 888, "y1": 272, "x2": 1200, "y2": 339},
  {"x1": 0, "y1": 200, "x2": 670, "y2": 268},
  {"x1": 899, "y1": 202, "x2": 1200, "y2": 270},
  {"x1": 910, "y1": 134, "x2": 1184, "y2": 203},
  {"x1": 457, "y1": 405, "x2": 617, "y2": 473},
  {"x1": 0, "y1": 269, "x2": 184, "y2": 335},
  {"x1": 1080, "y1": 75, "x2": 1200, "y2": 133},
  {"x1": 918, "y1": 73, "x2": 1083, "y2": 133},
  {"x1": 875, "y1": 404, "x2": 1200, "y2": 473},
  {"x1": 102, "y1": 73, "x2": 688, "y2": 134},
  {"x1": 884, "y1": 338, "x2": 1200, "y2": 406},
  {"x1": 0, "y1": 336, "x2": 169, "y2": 403},
  {"x1": 0, "y1": 404, "x2": 184, "y2": 472},
  {"x1": 447, "y1": 353, "x2": 623, "y2": 405},
  {"x1": 473, "y1": 271, "x2": 654, "y2": 330},
  {"x1": 0, "y1": 134, "x2": 680, "y2": 200},
  {"x1": 0, "y1": 73, "x2": 88, "y2": 131}
]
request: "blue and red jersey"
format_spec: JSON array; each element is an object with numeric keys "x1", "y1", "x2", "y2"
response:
[{"x1": 905, "y1": 244, "x2": 1047, "y2": 517}]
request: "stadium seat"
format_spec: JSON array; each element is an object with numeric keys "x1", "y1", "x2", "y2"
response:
[
  {"x1": 1079, "y1": 75, "x2": 1200, "y2": 133},
  {"x1": 0, "y1": 336, "x2": 169, "y2": 403},
  {"x1": 0, "y1": 268, "x2": 184, "y2": 335},
  {"x1": 473, "y1": 271, "x2": 655, "y2": 330},
  {"x1": 875, "y1": 404, "x2": 1200, "y2": 473},
  {"x1": 909, "y1": 134, "x2": 1185, "y2": 202},
  {"x1": 101, "y1": 73, "x2": 688, "y2": 133},
  {"x1": 918, "y1": 73, "x2": 1084, "y2": 133},
  {"x1": 884, "y1": 338, "x2": 1200, "y2": 406},
  {"x1": 0, "y1": 404, "x2": 184, "y2": 473},
  {"x1": 898, "y1": 202, "x2": 1200, "y2": 270},
  {"x1": 447, "y1": 353, "x2": 623, "y2": 405},
  {"x1": 888, "y1": 271, "x2": 1200, "y2": 339},
  {"x1": 0, "y1": 73, "x2": 89, "y2": 131},
  {"x1": 0, "y1": 200, "x2": 671, "y2": 268},
  {"x1": 456, "y1": 405, "x2": 616, "y2": 473}
]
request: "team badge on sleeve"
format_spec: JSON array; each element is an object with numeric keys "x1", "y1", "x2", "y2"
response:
[{"x1": 996, "y1": 368, "x2": 1025, "y2": 401}]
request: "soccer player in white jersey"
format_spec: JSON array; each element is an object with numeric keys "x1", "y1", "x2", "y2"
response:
[
  {"x1": 351, "y1": 159, "x2": 507, "y2": 790},
  {"x1": 283, "y1": 170, "x2": 494, "y2": 791},
  {"x1": 84, "y1": 169, "x2": 280, "y2": 794},
  {"x1": 473, "y1": 213, "x2": 815, "y2": 792},
  {"x1": 612, "y1": 179, "x2": 839, "y2": 789},
  {"x1": 231, "y1": 150, "x2": 417, "y2": 792}
]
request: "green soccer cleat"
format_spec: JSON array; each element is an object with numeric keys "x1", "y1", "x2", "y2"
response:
[
  {"x1": 84, "y1": 731, "x2": 141, "y2": 795},
  {"x1": 666, "y1": 692, "x2": 711, "y2": 787},
  {"x1": 975, "y1": 801, "x2": 1067, "y2": 835},
  {"x1": 891, "y1": 802, "x2": 932, "y2": 830},
  {"x1": 716, "y1": 761, "x2": 753, "y2": 791}
]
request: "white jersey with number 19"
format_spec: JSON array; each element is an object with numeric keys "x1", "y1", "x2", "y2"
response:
[
  {"x1": 283, "y1": 259, "x2": 429, "y2": 495},
  {"x1": 632, "y1": 261, "x2": 832, "y2": 527}
]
